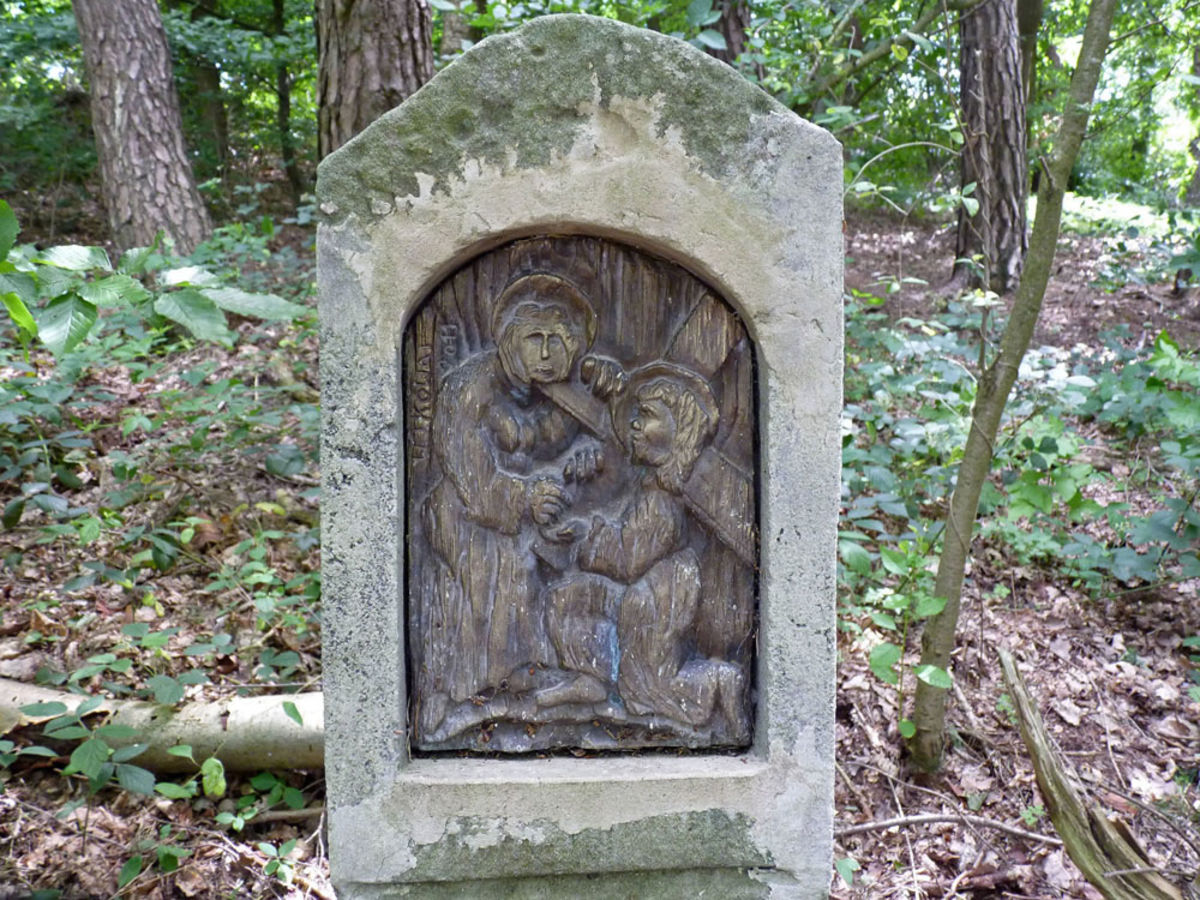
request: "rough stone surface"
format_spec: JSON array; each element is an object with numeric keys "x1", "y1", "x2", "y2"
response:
[{"x1": 319, "y1": 13, "x2": 841, "y2": 898}]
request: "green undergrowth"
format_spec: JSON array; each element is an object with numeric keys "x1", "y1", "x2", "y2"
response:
[
  {"x1": 0, "y1": 200, "x2": 323, "y2": 886},
  {"x1": 0, "y1": 197, "x2": 321, "y2": 741},
  {"x1": 1055, "y1": 193, "x2": 1200, "y2": 292},
  {"x1": 839, "y1": 286, "x2": 1200, "y2": 709}
]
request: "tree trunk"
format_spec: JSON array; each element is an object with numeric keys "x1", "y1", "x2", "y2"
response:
[
  {"x1": 73, "y1": 0, "x2": 212, "y2": 254},
  {"x1": 705, "y1": 0, "x2": 764, "y2": 79},
  {"x1": 908, "y1": 0, "x2": 1118, "y2": 773},
  {"x1": 1185, "y1": 48, "x2": 1200, "y2": 208},
  {"x1": 316, "y1": 0, "x2": 435, "y2": 160},
  {"x1": 274, "y1": 0, "x2": 305, "y2": 202},
  {"x1": 1016, "y1": 0, "x2": 1043, "y2": 109},
  {"x1": 2, "y1": 677, "x2": 323, "y2": 773},
  {"x1": 439, "y1": 0, "x2": 486, "y2": 59},
  {"x1": 166, "y1": 0, "x2": 231, "y2": 177},
  {"x1": 953, "y1": 0, "x2": 1028, "y2": 294}
]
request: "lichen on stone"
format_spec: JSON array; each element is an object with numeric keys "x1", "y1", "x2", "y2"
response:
[{"x1": 316, "y1": 15, "x2": 782, "y2": 227}]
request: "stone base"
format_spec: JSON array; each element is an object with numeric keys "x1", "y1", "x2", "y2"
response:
[
  {"x1": 329, "y1": 755, "x2": 828, "y2": 898},
  {"x1": 340, "y1": 867, "x2": 796, "y2": 899}
]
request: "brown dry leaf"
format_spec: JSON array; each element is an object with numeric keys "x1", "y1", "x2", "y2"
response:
[
  {"x1": 957, "y1": 762, "x2": 996, "y2": 797},
  {"x1": 1152, "y1": 713, "x2": 1199, "y2": 742},
  {"x1": 1041, "y1": 848, "x2": 1077, "y2": 891},
  {"x1": 1051, "y1": 697, "x2": 1087, "y2": 727},
  {"x1": 29, "y1": 609, "x2": 68, "y2": 638},
  {"x1": 1128, "y1": 768, "x2": 1179, "y2": 801},
  {"x1": 173, "y1": 865, "x2": 209, "y2": 897},
  {"x1": 1153, "y1": 682, "x2": 1182, "y2": 704}
]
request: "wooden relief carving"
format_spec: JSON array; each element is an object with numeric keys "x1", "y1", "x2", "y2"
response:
[{"x1": 405, "y1": 236, "x2": 757, "y2": 752}]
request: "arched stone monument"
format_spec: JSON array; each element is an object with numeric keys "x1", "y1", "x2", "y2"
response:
[{"x1": 319, "y1": 14, "x2": 841, "y2": 896}]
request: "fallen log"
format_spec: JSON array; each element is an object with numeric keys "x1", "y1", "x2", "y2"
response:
[
  {"x1": 1, "y1": 677, "x2": 323, "y2": 773},
  {"x1": 997, "y1": 649, "x2": 1183, "y2": 900}
]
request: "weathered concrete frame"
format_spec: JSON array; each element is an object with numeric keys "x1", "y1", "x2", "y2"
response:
[{"x1": 318, "y1": 15, "x2": 841, "y2": 897}]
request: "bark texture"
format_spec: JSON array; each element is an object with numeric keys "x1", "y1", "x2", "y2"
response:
[
  {"x1": 1016, "y1": 0, "x2": 1043, "y2": 108},
  {"x1": 706, "y1": 0, "x2": 763, "y2": 79},
  {"x1": 317, "y1": 0, "x2": 435, "y2": 160},
  {"x1": 954, "y1": 0, "x2": 1028, "y2": 294},
  {"x1": 273, "y1": 0, "x2": 304, "y2": 201},
  {"x1": 909, "y1": 0, "x2": 1118, "y2": 772},
  {"x1": 73, "y1": 0, "x2": 212, "y2": 254}
]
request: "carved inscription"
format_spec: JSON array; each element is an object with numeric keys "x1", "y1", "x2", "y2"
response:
[{"x1": 405, "y1": 236, "x2": 757, "y2": 753}]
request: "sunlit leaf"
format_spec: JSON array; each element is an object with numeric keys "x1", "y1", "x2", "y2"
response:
[
  {"x1": 915, "y1": 665, "x2": 952, "y2": 689},
  {"x1": 159, "y1": 266, "x2": 219, "y2": 287},
  {"x1": 36, "y1": 245, "x2": 111, "y2": 272},
  {"x1": 156, "y1": 781, "x2": 198, "y2": 800},
  {"x1": 202, "y1": 287, "x2": 306, "y2": 320},
  {"x1": 78, "y1": 273, "x2": 149, "y2": 307},
  {"x1": 282, "y1": 701, "x2": 303, "y2": 726},
  {"x1": 835, "y1": 857, "x2": 860, "y2": 887},
  {"x1": 201, "y1": 756, "x2": 227, "y2": 798},
  {"x1": 154, "y1": 289, "x2": 231, "y2": 344},
  {"x1": 0, "y1": 200, "x2": 17, "y2": 259},
  {"x1": 2, "y1": 293, "x2": 37, "y2": 337},
  {"x1": 38, "y1": 293, "x2": 97, "y2": 355},
  {"x1": 913, "y1": 594, "x2": 947, "y2": 618},
  {"x1": 868, "y1": 642, "x2": 901, "y2": 685}
]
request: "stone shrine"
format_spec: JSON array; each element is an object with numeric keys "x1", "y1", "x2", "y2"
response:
[{"x1": 319, "y1": 14, "x2": 842, "y2": 897}]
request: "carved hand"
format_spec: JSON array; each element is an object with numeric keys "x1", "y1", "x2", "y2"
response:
[
  {"x1": 542, "y1": 517, "x2": 586, "y2": 544},
  {"x1": 528, "y1": 478, "x2": 569, "y2": 526},
  {"x1": 581, "y1": 355, "x2": 628, "y2": 400},
  {"x1": 563, "y1": 446, "x2": 604, "y2": 483}
]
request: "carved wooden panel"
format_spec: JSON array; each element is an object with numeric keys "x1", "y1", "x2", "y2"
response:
[{"x1": 404, "y1": 235, "x2": 757, "y2": 753}]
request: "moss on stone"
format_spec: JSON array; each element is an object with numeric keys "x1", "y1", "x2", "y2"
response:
[
  {"x1": 343, "y1": 867, "x2": 775, "y2": 898},
  {"x1": 398, "y1": 809, "x2": 771, "y2": 884},
  {"x1": 316, "y1": 15, "x2": 782, "y2": 226}
]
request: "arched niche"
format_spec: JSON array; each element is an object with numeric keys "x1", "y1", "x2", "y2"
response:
[{"x1": 403, "y1": 234, "x2": 758, "y2": 753}]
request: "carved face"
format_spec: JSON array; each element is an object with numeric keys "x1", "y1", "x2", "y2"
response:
[
  {"x1": 513, "y1": 324, "x2": 573, "y2": 384},
  {"x1": 497, "y1": 303, "x2": 582, "y2": 385},
  {"x1": 629, "y1": 396, "x2": 676, "y2": 467}
]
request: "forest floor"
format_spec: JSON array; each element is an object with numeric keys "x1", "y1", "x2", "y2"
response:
[{"x1": 0, "y1": 205, "x2": 1198, "y2": 898}]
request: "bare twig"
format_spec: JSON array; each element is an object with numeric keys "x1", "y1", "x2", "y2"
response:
[
  {"x1": 835, "y1": 812, "x2": 1062, "y2": 845},
  {"x1": 247, "y1": 804, "x2": 325, "y2": 824},
  {"x1": 836, "y1": 761, "x2": 875, "y2": 817}
]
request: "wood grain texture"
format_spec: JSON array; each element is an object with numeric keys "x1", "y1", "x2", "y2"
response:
[{"x1": 405, "y1": 235, "x2": 758, "y2": 753}]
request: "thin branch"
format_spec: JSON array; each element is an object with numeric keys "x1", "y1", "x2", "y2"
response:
[
  {"x1": 801, "y1": 0, "x2": 985, "y2": 107},
  {"x1": 835, "y1": 812, "x2": 1062, "y2": 846},
  {"x1": 249, "y1": 804, "x2": 325, "y2": 824},
  {"x1": 1109, "y1": 0, "x2": 1200, "y2": 47}
]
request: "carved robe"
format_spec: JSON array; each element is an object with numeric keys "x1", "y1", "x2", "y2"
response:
[
  {"x1": 420, "y1": 351, "x2": 579, "y2": 706},
  {"x1": 547, "y1": 475, "x2": 741, "y2": 730}
]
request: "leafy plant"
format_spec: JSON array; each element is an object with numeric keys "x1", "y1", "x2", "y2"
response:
[
  {"x1": 117, "y1": 825, "x2": 192, "y2": 892},
  {"x1": 20, "y1": 698, "x2": 155, "y2": 798},
  {"x1": 258, "y1": 838, "x2": 298, "y2": 885}
]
